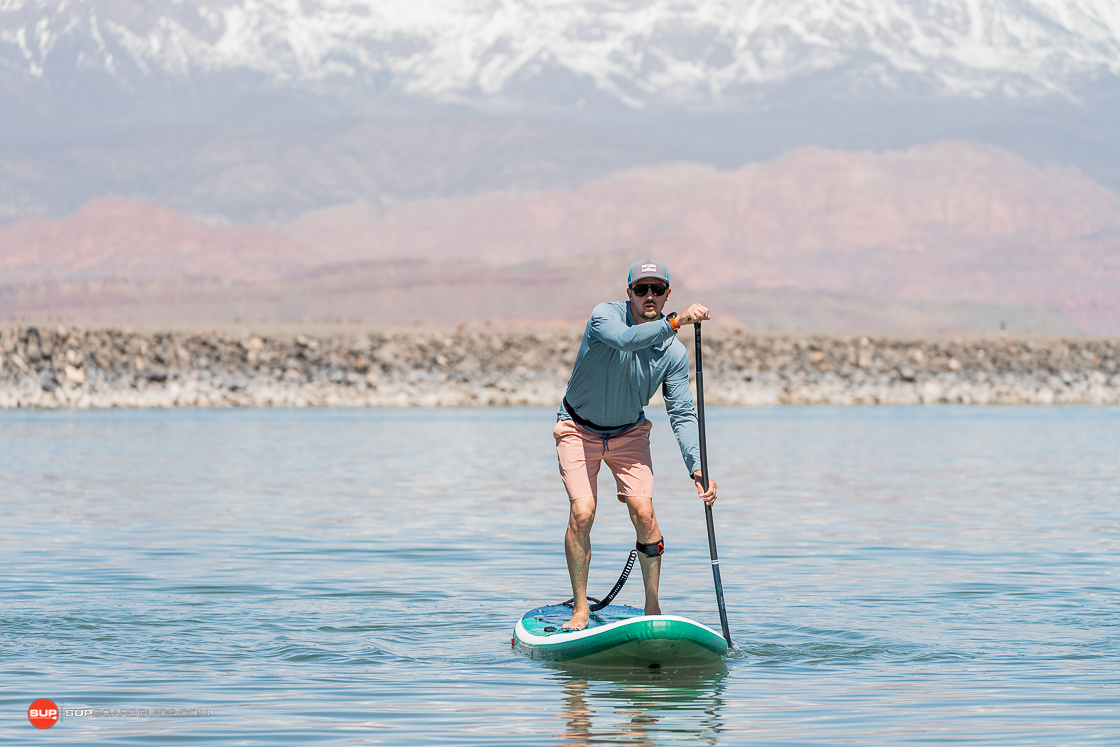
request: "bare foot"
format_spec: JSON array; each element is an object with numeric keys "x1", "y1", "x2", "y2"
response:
[
  {"x1": 561, "y1": 609, "x2": 589, "y2": 631},
  {"x1": 645, "y1": 603, "x2": 661, "y2": 616}
]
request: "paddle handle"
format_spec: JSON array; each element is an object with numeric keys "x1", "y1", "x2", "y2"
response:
[{"x1": 695, "y1": 323, "x2": 733, "y2": 648}]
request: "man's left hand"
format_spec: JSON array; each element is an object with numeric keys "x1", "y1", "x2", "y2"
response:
[
  {"x1": 692, "y1": 472, "x2": 717, "y2": 505},
  {"x1": 677, "y1": 304, "x2": 711, "y2": 326}
]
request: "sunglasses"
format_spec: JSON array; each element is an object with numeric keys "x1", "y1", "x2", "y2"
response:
[{"x1": 631, "y1": 283, "x2": 668, "y2": 297}]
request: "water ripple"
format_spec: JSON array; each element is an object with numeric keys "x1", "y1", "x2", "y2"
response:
[{"x1": 2, "y1": 406, "x2": 1118, "y2": 744}]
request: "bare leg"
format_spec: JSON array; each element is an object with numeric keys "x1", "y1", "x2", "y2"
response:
[
  {"x1": 562, "y1": 496, "x2": 597, "y2": 631},
  {"x1": 624, "y1": 495, "x2": 662, "y2": 616}
]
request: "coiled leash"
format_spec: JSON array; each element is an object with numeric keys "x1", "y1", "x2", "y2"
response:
[{"x1": 562, "y1": 549, "x2": 638, "y2": 612}]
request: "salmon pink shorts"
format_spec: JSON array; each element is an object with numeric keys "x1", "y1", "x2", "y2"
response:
[{"x1": 553, "y1": 418, "x2": 655, "y2": 503}]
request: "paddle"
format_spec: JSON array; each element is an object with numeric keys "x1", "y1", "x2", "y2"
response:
[{"x1": 694, "y1": 322, "x2": 733, "y2": 648}]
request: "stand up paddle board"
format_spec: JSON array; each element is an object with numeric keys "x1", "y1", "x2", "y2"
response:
[{"x1": 513, "y1": 603, "x2": 728, "y2": 667}]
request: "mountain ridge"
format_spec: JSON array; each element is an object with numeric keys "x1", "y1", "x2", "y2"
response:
[
  {"x1": 5, "y1": 2, "x2": 1120, "y2": 201},
  {"x1": 4, "y1": 1, "x2": 1119, "y2": 108}
]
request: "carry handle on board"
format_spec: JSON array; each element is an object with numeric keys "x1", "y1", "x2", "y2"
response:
[{"x1": 695, "y1": 322, "x2": 733, "y2": 648}]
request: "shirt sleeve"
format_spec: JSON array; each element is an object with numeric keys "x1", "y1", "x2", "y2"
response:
[
  {"x1": 662, "y1": 351, "x2": 701, "y2": 477},
  {"x1": 588, "y1": 303, "x2": 677, "y2": 352}
]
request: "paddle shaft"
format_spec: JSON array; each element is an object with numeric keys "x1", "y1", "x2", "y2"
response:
[{"x1": 694, "y1": 323, "x2": 733, "y2": 648}]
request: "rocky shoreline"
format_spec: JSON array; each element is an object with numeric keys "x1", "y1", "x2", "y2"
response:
[{"x1": 2, "y1": 325, "x2": 1120, "y2": 408}]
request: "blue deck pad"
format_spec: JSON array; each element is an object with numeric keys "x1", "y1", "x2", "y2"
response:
[{"x1": 521, "y1": 604, "x2": 645, "y2": 637}]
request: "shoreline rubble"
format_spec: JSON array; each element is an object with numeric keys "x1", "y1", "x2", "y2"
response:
[{"x1": 2, "y1": 325, "x2": 1119, "y2": 408}]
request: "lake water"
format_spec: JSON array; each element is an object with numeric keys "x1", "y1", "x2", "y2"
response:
[{"x1": 1, "y1": 406, "x2": 1118, "y2": 744}]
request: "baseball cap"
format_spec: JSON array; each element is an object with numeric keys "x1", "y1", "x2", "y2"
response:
[{"x1": 627, "y1": 259, "x2": 670, "y2": 287}]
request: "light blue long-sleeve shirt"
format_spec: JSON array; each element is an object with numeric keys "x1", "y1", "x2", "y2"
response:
[{"x1": 557, "y1": 300, "x2": 701, "y2": 477}]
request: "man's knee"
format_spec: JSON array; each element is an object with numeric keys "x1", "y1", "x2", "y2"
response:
[
  {"x1": 568, "y1": 498, "x2": 596, "y2": 532},
  {"x1": 624, "y1": 496, "x2": 657, "y2": 523}
]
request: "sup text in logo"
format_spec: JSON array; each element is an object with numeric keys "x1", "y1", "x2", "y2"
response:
[{"x1": 28, "y1": 699, "x2": 59, "y2": 729}]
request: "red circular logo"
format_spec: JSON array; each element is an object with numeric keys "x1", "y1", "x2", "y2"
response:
[{"x1": 28, "y1": 699, "x2": 59, "y2": 729}]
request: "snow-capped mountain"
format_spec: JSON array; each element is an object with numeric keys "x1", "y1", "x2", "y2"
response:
[
  {"x1": 3, "y1": 0, "x2": 1119, "y2": 110},
  {"x1": 4, "y1": 1, "x2": 1120, "y2": 225}
]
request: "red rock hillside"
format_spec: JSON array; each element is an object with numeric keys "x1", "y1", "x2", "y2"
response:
[
  {"x1": 3, "y1": 142, "x2": 1119, "y2": 332},
  {"x1": 0, "y1": 196, "x2": 315, "y2": 283},
  {"x1": 284, "y1": 141, "x2": 1120, "y2": 332}
]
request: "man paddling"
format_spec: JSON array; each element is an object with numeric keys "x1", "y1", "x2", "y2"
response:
[{"x1": 556, "y1": 259, "x2": 717, "y2": 632}]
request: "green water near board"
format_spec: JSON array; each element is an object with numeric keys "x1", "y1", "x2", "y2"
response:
[{"x1": 1, "y1": 406, "x2": 1118, "y2": 744}]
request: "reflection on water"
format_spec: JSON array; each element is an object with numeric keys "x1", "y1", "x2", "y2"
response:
[{"x1": 552, "y1": 665, "x2": 727, "y2": 746}]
